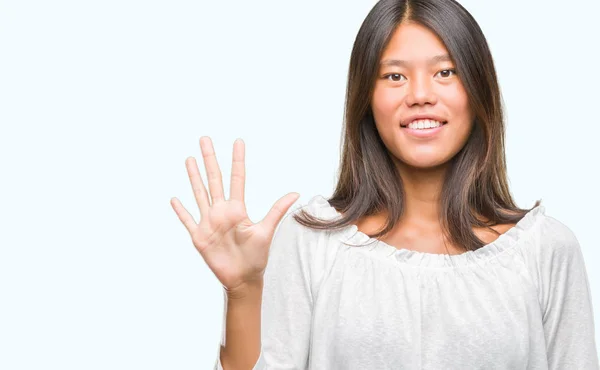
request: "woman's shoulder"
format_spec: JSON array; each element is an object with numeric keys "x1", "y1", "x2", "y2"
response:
[
  {"x1": 280, "y1": 194, "x2": 342, "y2": 231},
  {"x1": 290, "y1": 194, "x2": 339, "y2": 218},
  {"x1": 535, "y1": 211, "x2": 581, "y2": 256},
  {"x1": 516, "y1": 205, "x2": 583, "y2": 265},
  {"x1": 275, "y1": 194, "x2": 346, "y2": 243}
]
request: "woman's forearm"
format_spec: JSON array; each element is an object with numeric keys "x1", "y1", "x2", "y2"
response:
[{"x1": 219, "y1": 280, "x2": 263, "y2": 370}]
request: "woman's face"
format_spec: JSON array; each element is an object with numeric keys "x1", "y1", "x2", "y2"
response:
[{"x1": 371, "y1": 22, "x2": 474, "y2": 170}]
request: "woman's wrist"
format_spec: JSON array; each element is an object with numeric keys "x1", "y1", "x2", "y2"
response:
[{"x1": 224, "y1": 279, "x2": 264, "y2": 301}]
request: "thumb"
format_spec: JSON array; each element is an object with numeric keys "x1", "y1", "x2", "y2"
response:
[{"x1": 260, "y1": 192, "x2": 301, "y2": 233}]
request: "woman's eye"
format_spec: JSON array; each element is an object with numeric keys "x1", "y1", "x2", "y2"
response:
[
  {"x1": 437, "y1": 69, "x2": 456, "y2": 78},
  {"x1": 384, "y1": 73, "x2": 405, "y2": 82}
]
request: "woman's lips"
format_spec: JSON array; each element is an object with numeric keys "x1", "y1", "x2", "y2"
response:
[{"x1": 401, "y1": 122, "x2": 447, "y2": 139}]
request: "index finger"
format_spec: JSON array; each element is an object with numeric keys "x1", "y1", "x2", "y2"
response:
[{"x1": 229, "y1": 138, "x2": 246, "y2": 203}]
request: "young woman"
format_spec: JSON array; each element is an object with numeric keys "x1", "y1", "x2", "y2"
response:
[{"x1": 171, "y1": 0, "x2": 599, "y2": 368}]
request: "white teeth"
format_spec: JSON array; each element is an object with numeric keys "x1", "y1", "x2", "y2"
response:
[{"x1": 407, "y1": 119, "x2": 443, "y2": 130}]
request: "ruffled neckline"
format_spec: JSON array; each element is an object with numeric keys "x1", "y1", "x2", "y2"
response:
[{"x1": 306, "y1": 195, "x2": 546, "y2": 269}]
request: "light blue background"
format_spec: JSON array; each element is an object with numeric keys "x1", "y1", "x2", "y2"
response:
[{"x1": 1, "y1": 0, "x2": 598, "y2": 368}]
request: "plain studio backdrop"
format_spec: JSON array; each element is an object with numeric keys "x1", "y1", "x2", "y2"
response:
[{"x1": 1, "y1": 0, "x2": 599, "y2": 368}]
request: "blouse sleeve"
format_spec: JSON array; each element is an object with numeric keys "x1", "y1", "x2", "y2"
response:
[
  {"x1": 536, "y1": 216, "x2": 599, "y2": 369},
  {"x1": 214, "y1": 203, "x2": 320, "y2": 370}
]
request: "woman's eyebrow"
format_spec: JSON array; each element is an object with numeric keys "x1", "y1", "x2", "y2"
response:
[{"x1": 380, "y1": 54, "x2": 452, "y2": 67}]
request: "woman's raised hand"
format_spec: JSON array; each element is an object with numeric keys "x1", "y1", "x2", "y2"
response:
[{"x1": 170, "y1": 137, "x2": 300, "y2": 296}]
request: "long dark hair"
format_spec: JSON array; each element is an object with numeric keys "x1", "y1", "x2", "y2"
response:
[{"x1": 293, "y1": 0, "x2": 541, "y2": 252}]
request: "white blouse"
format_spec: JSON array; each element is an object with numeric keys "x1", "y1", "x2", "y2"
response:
[{"x1": 215, "y1": 195, "x2": 599, "y2": 369}]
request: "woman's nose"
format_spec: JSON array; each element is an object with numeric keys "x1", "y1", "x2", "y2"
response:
[{"x1": 405, "y1": 75, "x2": 437, "y2": 106}]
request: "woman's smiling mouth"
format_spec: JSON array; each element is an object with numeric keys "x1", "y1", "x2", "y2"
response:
[{"x1": 401, "y1": 119, "x2": 448, "y2": 138}]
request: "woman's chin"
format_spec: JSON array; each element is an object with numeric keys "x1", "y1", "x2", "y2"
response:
[{"x1": 396, "y1": 155, "x2": 450, "y2": 170}]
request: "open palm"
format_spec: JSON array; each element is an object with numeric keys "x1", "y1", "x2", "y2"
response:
[{"x1": 170, "y1": 136, "x2": 299, "y2": 294}]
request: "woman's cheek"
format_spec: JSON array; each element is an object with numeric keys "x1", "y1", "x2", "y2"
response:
[{"x1": 374, "y1": 88, "x2": 403, "y2": 120}]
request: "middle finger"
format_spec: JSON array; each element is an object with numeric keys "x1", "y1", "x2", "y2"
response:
[{"x1": 199, "y1": 136, "x2": 225, "y2": 204}]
